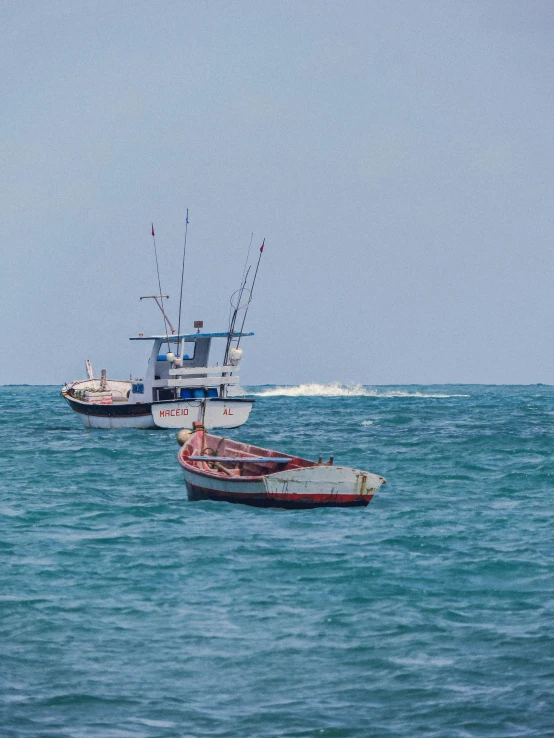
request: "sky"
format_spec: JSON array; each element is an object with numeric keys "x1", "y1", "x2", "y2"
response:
[{"x1": 1, "y1": 0, "x2": 554, "y2": 385}]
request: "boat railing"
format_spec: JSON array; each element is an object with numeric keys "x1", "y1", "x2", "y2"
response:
[
  {"x1": 166, "y1": 364, "x2": 240, "y2": 389},
  {"x1": 169, "y1": 365, "x2": 238, "y2": 376},
  {"x1": 165, "y1": 376, "x2": 239, "y2": 389}
]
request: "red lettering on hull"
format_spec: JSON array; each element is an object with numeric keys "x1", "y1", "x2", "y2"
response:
[{"x1": 159, "y1": 408, "x2": 189, "y2": 418}]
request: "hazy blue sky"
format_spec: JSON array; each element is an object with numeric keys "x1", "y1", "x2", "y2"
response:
[{"x1": 1, "y1": 1, "x2": 553, "y2": 385}]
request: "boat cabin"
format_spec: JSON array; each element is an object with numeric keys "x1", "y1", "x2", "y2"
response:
[{"x1": 129, "y1": 331, "x2": 253, "y2": 404}]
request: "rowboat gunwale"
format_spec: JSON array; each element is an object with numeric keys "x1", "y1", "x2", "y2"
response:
[{"x1": 177, "y1": 429, "x2": 386, "y2": 508}]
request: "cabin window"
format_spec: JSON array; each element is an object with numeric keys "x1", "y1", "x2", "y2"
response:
[
  {"x1": 180, "y1": 341, "x2": 196, "y2": 360},
  {"x1": 156, "y1": 388, "x2": 175, "y2": 402}
]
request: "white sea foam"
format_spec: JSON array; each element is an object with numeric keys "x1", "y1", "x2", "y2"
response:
[
  {"x1": 227, "y1": 385, "x2": 248, "y2": 397},
  {"x1": 251, "y1": 382, "x2": 469, "y2": 399},
  {"x1": 361, "y1": 420, "x2": 374, "y2": 425}
]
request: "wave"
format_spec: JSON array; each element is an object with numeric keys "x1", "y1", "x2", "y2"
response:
[
  {"x1": 250, "y1": 382, "x2": 469, "y2": 399},
  {"x1": 227, "y1": 385, "x2": 248, "y2": 397}
]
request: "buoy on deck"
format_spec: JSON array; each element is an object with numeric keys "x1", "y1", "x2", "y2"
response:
[
  {"x1": 229, "y1": 347, "x2": 243, "y2": 366},
  {"x1": 177, "y1": 429, "x2": 192, "y2": 446}
]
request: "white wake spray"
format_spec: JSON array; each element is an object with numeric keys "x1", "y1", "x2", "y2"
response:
[{"x1": 250, "y1": 382, "x2": 469, "y2": 399}]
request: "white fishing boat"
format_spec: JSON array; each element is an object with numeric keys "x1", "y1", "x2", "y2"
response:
[
  {"x1": 62, "y1": 217, "x2": 265, "y2": 430},
  {"x1": 177, "y1": 425, "x2": 386, "y2": 509},
  {"x1": 62, "y1": 330, "x2": 254, "y2": 430}
]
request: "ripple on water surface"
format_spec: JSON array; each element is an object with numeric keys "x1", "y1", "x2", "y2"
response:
[{"x1": 1, "y1": 384, "x2": 554, "y2": 737}]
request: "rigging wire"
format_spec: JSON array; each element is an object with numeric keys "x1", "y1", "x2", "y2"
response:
[
  {"x1": 227, "y1": 232, "x2": 253, "y2": 335},
  {"x1": 241, "y1": 232, "x2": 253, "y2": 291},
  {"x1": 223, "y1": 232, "x2": 256, "y2": 366},
  {"x1": 151, "y1": 223, "x2": 171, "y2": 351},
  {"x1": 224, "y1": 266, "x2": 251, "y2": 367},
  {"x1": 236, "y1": 239, "x2": 264, "y2": 349},
  {"x1": 176, "y1": 208, "x2": 189, "y2": 356}
]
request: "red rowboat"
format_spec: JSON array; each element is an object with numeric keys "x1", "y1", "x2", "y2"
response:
[{"x1": 177, "y1": 426, "x2": 386, "y2": 509}]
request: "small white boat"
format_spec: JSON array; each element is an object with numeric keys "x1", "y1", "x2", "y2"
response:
[
  {"x1": 62, "y1": 331, "x2": 254, "y2": 430},
  {"x1": 178, "y1": 426, "x2": 386, "y2": 509}
]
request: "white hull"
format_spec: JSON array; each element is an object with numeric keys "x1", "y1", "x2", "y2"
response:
[
  {"x1": 182, "y1": 463, "x2": 384, "y2": 503},
  {"x1": 153, "y1": 399, "x2": 252, "y2": 429},
  {"x1": 65, "y1": 394, "x2": 253, "y2": 430},
  {"x1": 75, "y1": 412, "x2": 156, "y2": 430}
]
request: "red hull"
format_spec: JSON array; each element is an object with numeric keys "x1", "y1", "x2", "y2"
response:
[{"x1": 187, "y1": 483, "x2": 373, "y2": 509}]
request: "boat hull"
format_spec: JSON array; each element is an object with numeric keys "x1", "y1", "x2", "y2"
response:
[
  {"x1": 63, "y1": 393, "x2": 254, "y2": 430},
  {"x1": 63, "y1": 394, "x2": 155, "y2": 429},
  {"x1": 153, "y1": 398, "x2": 253, "y2": 429},
  {"x1": 76, "y1": 413, "x2": 155, "y2": 430},
  {"x1": 186, "y1": 482, "x2": 371, "y2": 508},
  {"x1": 181, "y1": 462, "x2": 382, "y2": 509}
]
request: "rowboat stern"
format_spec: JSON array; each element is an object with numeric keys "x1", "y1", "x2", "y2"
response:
[{"x1": 262, "y1": 464, "x2": 386, "y2": 507}]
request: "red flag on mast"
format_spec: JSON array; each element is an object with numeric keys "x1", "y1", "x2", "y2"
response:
[
  {"x1": 151, "y1": 223, "x2": 155, "y2": 237},
  {"x1": 260, "y1": 239, "x2": 264, "y2": 253}
]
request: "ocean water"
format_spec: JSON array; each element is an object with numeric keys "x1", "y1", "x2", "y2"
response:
[{"x1": 1, "y1": 383, "x2": 553, "y2": 737}]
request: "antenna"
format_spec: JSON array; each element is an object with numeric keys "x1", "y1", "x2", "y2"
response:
[{"x1": 176, "y1": 209, "x2": 189, "y2": 355}]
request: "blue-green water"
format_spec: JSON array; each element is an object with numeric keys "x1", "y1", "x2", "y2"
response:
[{"x1": 1, "y1": 384, "x2": 553, "y2": 737}]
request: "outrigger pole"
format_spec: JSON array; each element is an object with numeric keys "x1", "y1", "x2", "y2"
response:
[
  {"x1": 223, "y1": 264, "x2": 251, "y2": 367},
  {"x1": 236, "y1": 239, "x2": 264, "y2": 349},
  {"x1": 241, "y1": 232, "x2": 254, "y2": 291},
  {"x1": 222, "y1": 233, "x2": 256, "y2": 366},
  {"x1": 176, "y1": 208, "x2": 189, "y2": 357}
]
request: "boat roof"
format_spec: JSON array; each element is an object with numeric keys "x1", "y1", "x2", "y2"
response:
[{"x1": 129, "y1": 331, "x2": 254, "y2": 341}]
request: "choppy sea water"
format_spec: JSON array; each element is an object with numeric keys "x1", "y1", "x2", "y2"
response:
[{"x1": 1, "y1": 384, "x2": 553, "y2": 738}]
